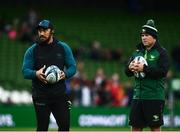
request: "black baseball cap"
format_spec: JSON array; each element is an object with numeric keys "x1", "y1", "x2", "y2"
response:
[{"x1": 36, "y1": 20, "x2": 53, "y2": 29}]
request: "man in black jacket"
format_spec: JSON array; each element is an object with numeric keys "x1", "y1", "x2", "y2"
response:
[{"x1": 22, "y1": 20, "x2": 76, "y2": 131}]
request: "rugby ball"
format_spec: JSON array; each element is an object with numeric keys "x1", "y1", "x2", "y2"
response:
[
  {"x1": 44, "y1": 65, "x2": 61, "y2": 84},
  {"x1": 133, "y1": 56, "x2": 148, "y2": 78}
]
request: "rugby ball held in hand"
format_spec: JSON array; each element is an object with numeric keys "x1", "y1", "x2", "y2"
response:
[
  {"x1": 133, "y1": 56, "x2": 148, "y2": 78},
  {"x1": 45, "y1": 65, "x2": 61, "y2": 84}
]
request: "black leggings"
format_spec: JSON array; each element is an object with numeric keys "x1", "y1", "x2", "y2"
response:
[{"x1": 33, "y1": 95, "x2": 70, "y2": 131}]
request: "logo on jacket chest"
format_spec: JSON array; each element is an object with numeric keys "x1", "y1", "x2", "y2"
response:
[
  {"x1": 56, "y1": 53, "x2": 62, "y2": 59},
  {"x1": 148, "y1": 55, "x2": 156, "y2": 61}
]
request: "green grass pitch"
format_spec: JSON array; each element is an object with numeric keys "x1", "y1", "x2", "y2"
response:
[{"x1": 0, "y1": 127, "x2": 179, "y2": 131}]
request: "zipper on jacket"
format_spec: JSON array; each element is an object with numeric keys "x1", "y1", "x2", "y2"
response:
[{"x1": 139, "y1": 79, "x2": 142, "y2": 99}]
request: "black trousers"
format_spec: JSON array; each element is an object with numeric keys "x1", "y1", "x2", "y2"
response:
[{"x1": 32, "y1": 95, "x2": 70, "y2": 131}]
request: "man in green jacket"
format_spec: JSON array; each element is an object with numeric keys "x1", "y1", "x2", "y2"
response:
[{"x1": 125, "y1": 19, "x2": 169, "y2": 131}]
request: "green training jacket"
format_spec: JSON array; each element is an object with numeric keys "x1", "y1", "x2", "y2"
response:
[{"x1": 125, "y1": 41, "x2": 169, "y2": 100}]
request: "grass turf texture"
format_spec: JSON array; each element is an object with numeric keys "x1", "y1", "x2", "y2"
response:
[{"x1": 0, "y1": 127, "x2": 179, "y2": 131}]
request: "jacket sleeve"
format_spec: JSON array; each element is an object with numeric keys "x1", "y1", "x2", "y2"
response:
[
  {"x1": 124, "y1": 56, "x2": 134, "y2": 77},
  {"x1": 144, "y1": 48, "x2": 170, "y2": 78},
  {"x1": 22, "y1": 44, "x2": 36, "y2": 79},
  {"x1": 61, "y1": 42, "x2": 77, "y2": 79}
]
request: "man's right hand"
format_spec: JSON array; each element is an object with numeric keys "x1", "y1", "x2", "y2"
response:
[
  {"x1": 36, "y1": 65, "x2": 47, "y2": 84},
  {"x1": 129, "y1": 60, "x2": 136, "y2": 72},
  {"x1": 129, "y1": 60, "x2": 140, "y2": 72}
]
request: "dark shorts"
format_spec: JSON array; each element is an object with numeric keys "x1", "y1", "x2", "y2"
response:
[{"x1": 129, "y1": 99, "x2": 165, "y2": 128}]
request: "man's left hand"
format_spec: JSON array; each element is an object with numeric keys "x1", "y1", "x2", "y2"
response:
[{"x1": 58, "y1": 71, "x2": 65, "y2": 81}]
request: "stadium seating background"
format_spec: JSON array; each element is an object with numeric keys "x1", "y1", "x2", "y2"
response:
[{"x1": 0, "y1": 6, "x2": 180, "y2": 91}]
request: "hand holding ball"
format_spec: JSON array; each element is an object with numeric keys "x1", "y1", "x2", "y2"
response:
[
  {"x1": 45, "y1": 65, "x2": 64, "y2": 84},
  {"x1": 132, "y1": 56, "x2": 148, "y2": 78}
]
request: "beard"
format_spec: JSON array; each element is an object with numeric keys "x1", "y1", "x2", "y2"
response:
[{"x1": 38, "y1": 34, "x2": 52, "y2": 44}]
